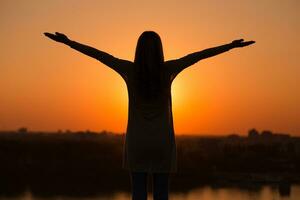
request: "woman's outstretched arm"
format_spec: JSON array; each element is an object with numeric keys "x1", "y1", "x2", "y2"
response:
[
  {"x1": 44, "y1": 32, "x2": 131, "y2": 78},
  {"x1": 165, "y1": 39, "x2": 255, "y2": 80}
]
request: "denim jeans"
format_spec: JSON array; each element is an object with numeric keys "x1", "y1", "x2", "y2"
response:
[{"x1": 130, "y1": 171, "x2": 169, "y2": 200}]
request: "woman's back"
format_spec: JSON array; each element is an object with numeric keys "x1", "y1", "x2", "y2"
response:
[{"x1": 122, "y1": 62, "x2": 177, "y2": 173}]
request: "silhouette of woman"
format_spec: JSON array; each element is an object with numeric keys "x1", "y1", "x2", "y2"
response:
[{"x1": 44, "y1": 31, "x2": 255, "y2": 200}]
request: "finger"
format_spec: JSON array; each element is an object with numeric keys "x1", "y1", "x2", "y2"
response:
[
  {"x1": 245, "y1": 41, "x2": 255, "y2": 45},
  {"x1": 232, "y1": 39, "x2": 244, "y2": 44},
  {"x1": 44, "y1": 33, "x2": 57, "y2": 40},
  {"x1": 242, "y1": 41, "x2": 255, "y2": 46},
  {"x1": 55, "y1": 32, "x2": 65, "y2": 36},
  {"x1": 44, "y1": 32, "x2": 53, "y2": 37},
  {"x1": 55, "y1": 32, "x2": 62, "y2": 36}
]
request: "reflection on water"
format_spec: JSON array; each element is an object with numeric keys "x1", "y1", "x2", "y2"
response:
[{"x1": 1, "y1": 185, "x2": 299, "y2": 200}]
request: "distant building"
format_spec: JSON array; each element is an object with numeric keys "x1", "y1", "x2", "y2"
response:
[
  {"x1": 275, "y1": 133, "x2": 291, "y2": 139},
  {"x1": 261, "y1": 130, "x2": 273, "y2": 138}
]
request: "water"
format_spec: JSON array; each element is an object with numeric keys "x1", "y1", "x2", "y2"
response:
[{"x1": 2, "y1": 185, "x2": 299, "y2": 200}]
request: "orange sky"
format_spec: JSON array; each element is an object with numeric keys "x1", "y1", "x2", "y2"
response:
[{"x1": 0, "y1": 0, "x2": 299, "y2": 135}]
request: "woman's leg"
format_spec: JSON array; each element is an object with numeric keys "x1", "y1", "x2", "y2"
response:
[
  {"x1": 130, "y1": 171, "x2": 148, "y2": 200},
  {"x1": 153, "y1": 172, "x2": 170, "y2": 200}
]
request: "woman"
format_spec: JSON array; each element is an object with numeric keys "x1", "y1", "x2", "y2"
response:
[{"x1": 44, "y1": 31, "x2": 255, "y2": 200}]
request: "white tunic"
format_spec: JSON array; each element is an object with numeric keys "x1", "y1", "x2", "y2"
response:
[{"x1": 100, "y1": 54, "x2": 191, "y2": 173}]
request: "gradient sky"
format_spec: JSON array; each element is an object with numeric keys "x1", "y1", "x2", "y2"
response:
[{"x1": 0, "y1": 0, "x2": 299, "y2": 135}]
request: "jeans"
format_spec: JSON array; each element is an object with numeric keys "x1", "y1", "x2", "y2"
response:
[{"x1": 130, "y1": 171, "x2": 169, "y2": 200}]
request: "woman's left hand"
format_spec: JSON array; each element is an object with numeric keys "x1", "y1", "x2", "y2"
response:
[{"x1": 44, "y1": 32, "x2": 70, "y2": 44}]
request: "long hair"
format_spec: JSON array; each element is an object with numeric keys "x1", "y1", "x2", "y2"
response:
[{"x1": 133, "y1": 31, "x2": 165, "y2": 100}]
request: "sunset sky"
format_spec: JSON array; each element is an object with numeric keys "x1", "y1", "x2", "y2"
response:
[{"x1": 0, "y1": 0, "x2": 299, "y2": 135}]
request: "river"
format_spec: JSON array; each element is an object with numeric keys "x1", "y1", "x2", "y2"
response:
[{"x1": 1, "y1": 185, "x2": 299, "y2": 200}]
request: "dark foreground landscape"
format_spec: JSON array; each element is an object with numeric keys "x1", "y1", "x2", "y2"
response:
[{"x1": 0, "y1": 129, "x2": 299, "y2": 198}]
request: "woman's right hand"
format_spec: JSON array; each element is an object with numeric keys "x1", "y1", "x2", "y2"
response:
[{"x1": 44, "y1": 32, "x2": 70, "y2": 44}]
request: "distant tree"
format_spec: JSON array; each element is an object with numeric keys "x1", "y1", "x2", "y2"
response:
[
  {"x1": 228, "y1": 133, "x2": 240, "y2": 139},
  {"x1": 248, "y1": 128, "x2": 259, "y2": 138},
  {"x1": 65, "y1": 129, "x2": 72, "y2": 133},
  {"x1": 18, "y1": 127, "x2": 28, "y2": 133}
]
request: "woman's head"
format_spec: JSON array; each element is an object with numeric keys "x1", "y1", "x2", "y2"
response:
[
  {"x1": 133, "y1": 31, "x2": 165, "y2": 99},
  {"x1": 134, "y1": 31, "x2": 164, "y2": 65}
]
